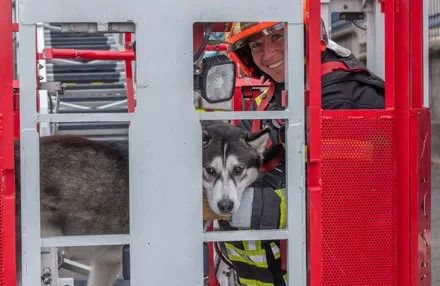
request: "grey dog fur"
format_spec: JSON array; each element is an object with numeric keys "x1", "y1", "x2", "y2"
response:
[{"x1": 15, "y1": 136, "x2": 129, "y2": 286}]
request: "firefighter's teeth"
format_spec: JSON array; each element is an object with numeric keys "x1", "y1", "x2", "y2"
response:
[{"x1": 268, "y1": 60, "x2": 283, "y2": 69}]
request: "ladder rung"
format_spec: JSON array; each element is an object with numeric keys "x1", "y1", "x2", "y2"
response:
[
  {"x1": 38, "y1": 113, "x2": 131, "y2": 123},
  {"x1": 42, "y1": 234, "x2": 130, "y2": 247},
  {"x1": 204, "y1": 229, "x2": 288, "y2": 242}
]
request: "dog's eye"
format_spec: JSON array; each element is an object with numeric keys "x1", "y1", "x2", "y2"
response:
[
  {"x1": 205, "y1": 167, "x2": 217, "y2": 176},
  {"x1": 232, "y1": 165, "x2": 244, "y2": 176}
]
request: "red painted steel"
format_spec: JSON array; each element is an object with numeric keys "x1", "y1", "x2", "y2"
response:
[
  {"x1": 410, "y1": 0, "x2": 424, "y2": 109},
  {"x1": 307, "y1": 0, "x2": 429, "y2": 285},
  {"x1": 42, "y1": 48, "x2": 136, "y2": 61},
  {"x1": 124, "y1": 33, "x2": 136, "y2": 113},
  {"x1": 205, "y1": 44, "x2": 228, "y2": 52},
  {"x1": 306, "y1": 0, "x2": 323, "y2": 284},
  {"x1": 410, "y1": 109, "x2": 431, "y2": 285},
  {"x1": 207, "y1": 242, "x2": 220, "y2": 286},
  {"x1": 407, "y1": 0, "x2": 430, "y2": 283},
  {"x1": 0, "y1": 0, "x2": 16, "y2": 285},
  {"x1": 319, "y1": 110, "x2": 399, "y2": 285}
]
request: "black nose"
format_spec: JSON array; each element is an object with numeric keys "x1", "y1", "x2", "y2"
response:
[{"x1": 218, "y1": 199, "x2": 234, "y2": 214}]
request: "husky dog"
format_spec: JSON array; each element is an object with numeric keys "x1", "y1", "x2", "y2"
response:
[
  {"x1": 202, "y1": 122, "x2": 269, "y2": 216},
  {"x1": 15, "y1": 136, "x2": 129, "y2": 286}
]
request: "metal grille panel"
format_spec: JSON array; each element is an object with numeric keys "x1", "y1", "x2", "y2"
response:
[{"x1": 320, "y1": 112, "x2": 398, "y2": 285}]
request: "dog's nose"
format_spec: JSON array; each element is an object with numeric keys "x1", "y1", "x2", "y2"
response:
[{"x1": 218, "y1": 199, "x2": 234, "y2": 214}]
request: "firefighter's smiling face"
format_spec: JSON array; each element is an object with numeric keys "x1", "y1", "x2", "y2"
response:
[{"x1": 249, "y1": 29, "x2": 285, "y2": 83}]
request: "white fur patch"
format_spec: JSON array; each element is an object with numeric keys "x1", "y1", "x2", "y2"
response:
[{"x1": 204, "y1": 154, "x2": 259, "y2": 215}]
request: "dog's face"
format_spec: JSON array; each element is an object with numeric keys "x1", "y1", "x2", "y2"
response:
[{"x1": 202, "y1": 123, "x2": 269, "y2": 215}]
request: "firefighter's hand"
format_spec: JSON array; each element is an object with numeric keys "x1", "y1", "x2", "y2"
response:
[{"x1": 203, "y1": 195, "x2": 231, "y2": 221}]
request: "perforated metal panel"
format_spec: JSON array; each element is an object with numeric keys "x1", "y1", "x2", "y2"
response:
[{"x1": 320, "y1": 111, "x2": 399, "y2": 285}]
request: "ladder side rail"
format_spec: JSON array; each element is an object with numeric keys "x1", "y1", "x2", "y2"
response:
[
  {"x1": 409, "y1": 0, "x2": 431, "y2": 284},
  {"x1": 392, "y1": 0, "x2": 412, "y2": 284},
  {"x1": 19, "y1": 23, "x2": 42, "y2": 286},
  {"x1": 307, "y1": 0, "x2": 323, "y2": 284},
  {"x1": 285, "y1": 22, "x2": 307, "y2": 286}
]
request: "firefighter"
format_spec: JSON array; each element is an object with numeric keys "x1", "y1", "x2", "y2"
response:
[{"x1": 208, "y1": 22, "x2": 385, "y2": 285}]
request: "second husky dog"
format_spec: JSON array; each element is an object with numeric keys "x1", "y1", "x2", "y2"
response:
[{"x1": 15, "y1": 122, "x2": 268, "y2": 286}]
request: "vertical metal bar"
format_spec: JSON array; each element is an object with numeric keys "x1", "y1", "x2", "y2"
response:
[
  {"x1": 366, "y1": 4, "x2": 385, "y2": 78},
  {"x1": 320, "y1": 0, "x2": 331, "y2": 36},
  {"x1": 393, "y1": 0, "x2": 411, "y2": 283},
  {"x1": 20, "y1": 130, "x2": 41, "y2": 286},
  {"x1": 384, "y1": 0, "x2": 395, "y2": 109},
  {"x1": 0, "y1": 0, "x2": 16, "y2": 284},
  {"x1": 124, "y1": 32, "x2": 136, "y2": 113},
  {"x1": 19, "y1": 24, "x2": 41, "y2": 286},
  {"x1": 307, "y1": 0, "x2": 323, "y2": 284},
  {"x1": 409, "y1": 0, "x2": 427, "y2": 283},
  {"x1": 410, "y1": 0, "x2": 424, "y2": 108},
  {"x1": 285, "y1": 23, "x2": 306, "y2": 286},
  {"x1": 130, "y1": 23, "x2": 203, "y2": 285},
  {"x1": 424, "y1": 0, "x2": 430, "y2": 107}
]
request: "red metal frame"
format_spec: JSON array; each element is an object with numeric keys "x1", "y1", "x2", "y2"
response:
[
  {"x1": 306, "y1": 0, "x2": 323, "y2": 284},
  {"x1": 306, "y1": 0, "x2": 430, "y2": 285},
  {"x1": 0, "y1": 1, "x2": 430, "y2": 285},
  {"x1": 124, "y1": 33, "x2": 136, "y2": 113},
  {"x1": 42, "y1": 48, "x2": 135, "y2": 61},
  {"x1": 0, "y1": 0, "x2": 16, "y2": 285}
]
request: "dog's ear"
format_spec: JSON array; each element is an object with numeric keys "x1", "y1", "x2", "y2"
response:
[{"x1": 246, "y1": 129, "x2": 270, "y2": 156}]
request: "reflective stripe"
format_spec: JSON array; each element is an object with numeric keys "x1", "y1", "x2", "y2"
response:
[
  {"x1": 274, "y1": 189, "x2": 287, "y2": 229},
  {"x1": 255, "y1": 95, "x2": 262, "y2": 106},
  {"x1": 269, "y1": 242, "x2": 281, "y2": 260},
  {"x1": 254, "y1": 87, "x2": 269, "y2": 107},
  {"x1": 225, "y1": 243, "x2": 268, "y2": 268},
  {"x1": 239, "y1": 277, "x2": 274, "y2": 286},
  {"x1": 283, "y1": 273, "x2": 288, "y2": 284},
  {"x1": 243, "y1": 240, "x2": 261, "y2": 251}
]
